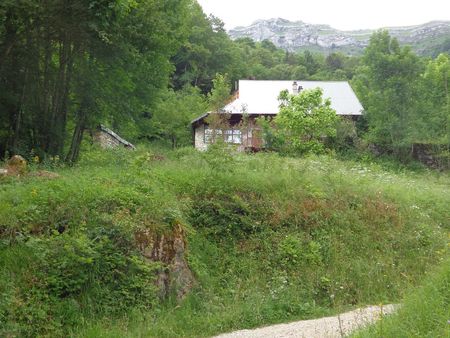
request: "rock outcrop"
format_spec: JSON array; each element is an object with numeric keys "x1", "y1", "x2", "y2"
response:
[
  {"x1": 1, "y1": 156, "x2": 61, "y2": 179},
  {"x1": 229, "y1": 18, "x2": 450, "y2": 55},
  {"x1": 1, "y1": 155, "x2": 27, "y2": 176},
  {"x1": 135, "y1": 223, "x2": 195, "y2": 300}
]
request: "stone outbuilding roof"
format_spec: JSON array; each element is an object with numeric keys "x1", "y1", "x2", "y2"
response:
[{"x1": 98, "y1": 125, "x2": 136, "y2": 150}]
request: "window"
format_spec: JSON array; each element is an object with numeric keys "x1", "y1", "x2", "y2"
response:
[
  {"x1": 225, "y1": 129, "x2": 242, "y2": 144},
  {"x1": 204, "y1": 128, "x2": 222, "y2": 143},
  {"x1": 204, "y1": 127, "x2": 242, "y2": 144}
]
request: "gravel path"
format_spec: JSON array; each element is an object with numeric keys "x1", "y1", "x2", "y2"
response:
[{"x1": 214, "y1": 304, "x2": 398, "y2": 338}]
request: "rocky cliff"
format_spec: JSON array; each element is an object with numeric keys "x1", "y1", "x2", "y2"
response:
[{"x1": 229, "y1": 18, "x2": 450, "y2": 55}]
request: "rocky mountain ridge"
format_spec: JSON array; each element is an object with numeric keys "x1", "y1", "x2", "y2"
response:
[{"x1": 229, "y1": 18, "x2": 450, "y2": 55}]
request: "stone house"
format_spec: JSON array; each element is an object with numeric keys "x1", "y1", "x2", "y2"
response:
[
  {"x1": 191, "y1": 80, "x2": 363, "y2": 151},
  {"x1": 94, "y1": 125, "x2": 136, "y2": 150}
]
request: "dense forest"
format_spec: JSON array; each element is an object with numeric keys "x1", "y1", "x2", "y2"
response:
[{"x1": 0, "y1": 0, "x2": 449, "y2": 163}]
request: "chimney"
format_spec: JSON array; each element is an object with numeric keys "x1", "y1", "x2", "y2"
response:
[{"x1": 292, "y1": 81, "x2": 298, "y2": 94}]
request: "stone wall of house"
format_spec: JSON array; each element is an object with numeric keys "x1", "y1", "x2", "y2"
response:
[
  {"x1": 194, "y1": 122, "x2": 265, "y2": 152},
  {"x1": 194, "y1": 125, "x2": 207, "y2": 151},
  {"x1": 94, "y1": 131, "x2": 122, "y2": 149}
]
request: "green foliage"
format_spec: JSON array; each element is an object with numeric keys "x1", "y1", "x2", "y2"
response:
[
  {"x1": 2, "y1": 0, "x2": 448, "y2": 168},
  {"x1": 0, "y1": 227, "x2": 160, "y2": 337},
  {"x1": 353, "y1": 31, "x2": 450, "y2": 165},
  {"x1": 0, "y1": 146, "x2": 449, "y2": 337},
  {"x1": 352, "y1": 258, "x2": 450, "y2": 338},
  {"x1": 190, "y1": 192, "x2": 256, "y2": 240},
  {"x1": 207, "y1": 73, "x2": 232, "y2": 112},
  {"x1": 278, "y1": 235, "x2": 322, "y2": 267},
  {"x1": 272, "y1": 88, "x2": 338, "y2": 154},
  {"x1": 202, "y1": 140, "x2": 236, "y2": 173},
  {"x1": 2, "y1": 3, "x2": 450, "y2": 335},
  {"x1": 0, "y1": 0, "x2": 190, "y2": 159},
  {"x1": 0, "y1": 147, "x2": 184, "y2": 336},
  {"x1": 329, "y1": 117, "x2": 359, "y2": 152},
  {"x1": 418, "y1": 53, "x2": 450, "y2": 145},
  {"x1": 172, "y1": 12, "x2": 359, "y2": 95},
  {"x1": 171, "y1": 3, "x2": 236, "y2": 93},
  {"x1": 257, "y1": 116, "x2": 286, "y2": 150},
  {"x1": 149, "y1": 86, "x2": 207, "y2": 148},
  {"x1": 353, "y1": 31, "x2": 423, "y2": 155}
]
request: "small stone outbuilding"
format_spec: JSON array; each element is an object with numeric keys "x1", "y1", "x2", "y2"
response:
[{"x1": 94, "y1": 125, "x2": 136, "y2": 150}]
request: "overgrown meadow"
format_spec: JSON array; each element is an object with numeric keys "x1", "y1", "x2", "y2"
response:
[
  {"x1": 0, "y1": 145, "x2": 449, "y2": 337},
  {"x1": 352, "y1": 258, "x2": 450, "y2": 338}
]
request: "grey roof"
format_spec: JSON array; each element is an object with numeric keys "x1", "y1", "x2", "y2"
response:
[
  {"x1": 223, "y1": 80, "x2": 363, "y2": 116},
  {"x1": 191, "y1": 112, "x2": 210, "y2": 125}
]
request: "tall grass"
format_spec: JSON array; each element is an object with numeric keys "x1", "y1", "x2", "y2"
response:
[
  {"x1": 0, "y1": 145, "x2": 448, "y2": 337},
  {"x1": 352, "y1": 258, "x2": 450, "y2": 337}
]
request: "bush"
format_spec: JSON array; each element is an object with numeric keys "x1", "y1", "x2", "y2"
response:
[{"x1": 0, "y1": 224, "x2": 160, "y2": 337}]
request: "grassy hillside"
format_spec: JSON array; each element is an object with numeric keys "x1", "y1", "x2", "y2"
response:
[
  {"x1": 0, "y1": 145, "x2": 449, "y2": 337},
  {"x1": 352, "y1": 258, "x2": 450, "y2": 337}
]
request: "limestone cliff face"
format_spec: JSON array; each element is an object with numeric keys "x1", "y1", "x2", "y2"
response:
[
  {"x1": 135, "y1": 223, "x2": 195, "y2": 300},
  {"x1": 229, "y1": 18, "x2": 450, "y2": 55}
]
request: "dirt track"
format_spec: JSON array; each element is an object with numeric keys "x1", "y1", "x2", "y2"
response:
[{"x1": 214, "y1": 304, "x2": 397, "y2": 338}]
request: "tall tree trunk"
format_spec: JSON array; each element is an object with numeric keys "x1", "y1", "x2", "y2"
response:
[
  {"x1": 8, "y1": 40, "x2": 30, "y2": 155},
  {"x1": 57, "y1": 49, "x2": 74, "y2": 155},
  {"x1": 65, "y1": 110, "x2": 86, "y2": 163},
  {"x1": 48, "y1": 37, "x2": 74, "y2": 155},
  {"x1": 171, "y1": 134, "x2": 177, "y2": 149},
  {"x1": 41, "y1": 26, "x2": 53, "y2": 134},
  {"x1": 0, "y1": 10, "x2": 18, "y2": 72}
]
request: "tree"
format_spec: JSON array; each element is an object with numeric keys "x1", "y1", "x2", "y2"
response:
[
  {"x1": 326, "y1": 52, "x2": 345, "y2": 71},
  {"x1": 302, "y1": 50, "x2": 322, "y2": 75},
  {"x1": 414, "y1": 53, "x2": 450, "y2": 167},
  {"x1": 204, "y1": 73, "x2": 232, "y2": 144},
  {"x1": 171, "y1": 2, "x2": 236, "y2": 93},
  {"x1": 207, "y1": 73, "x2": 231, "y2": 112},
  {"x1": 0, "y1": 0, "x2": 190, "y2": 161},
  {"x1": 273, "y1": 88, "x2": 338, "y2": 154},
  {"x1": 420, "y1": 54, "x2": 450, "y2": 144},
  {"x1": 150, "y1": 86, "x2": 207, "y2": 148},
  {"x1": 352, "y1": 30, "x2": 423, "y2": 157}
]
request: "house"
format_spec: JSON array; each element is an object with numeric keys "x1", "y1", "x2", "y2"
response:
[
  {"x1": 94, "y1": 125, "x2": 136, "y2": 150},
  {"x1": 191, "y1": 80, "x2": 363, "y2": 151}
]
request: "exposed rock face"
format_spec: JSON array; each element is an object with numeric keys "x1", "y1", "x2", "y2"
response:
[
  {"x1": 5, "y1": 155, "x2": 27, "y2": 175},
  {"x1": 135, "y1": 223, "x2": 195, "y2": 300},
  {"x1": 229, "y1": 18, "x2": 450, "y2": 55},
  {"x1": 1, "y1": 157, "x2": 60, "y2": 180},
  {"x1": 412, "y1": 144, "x2": 450, "y2": 170}
]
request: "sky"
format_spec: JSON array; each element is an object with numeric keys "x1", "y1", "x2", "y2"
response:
[{"x1": 196, "y1": 0, "x2": 450, "y2": 31}]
